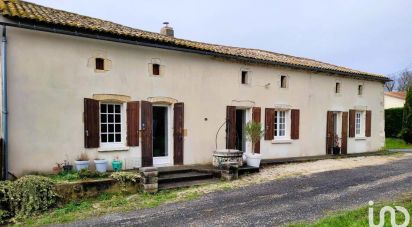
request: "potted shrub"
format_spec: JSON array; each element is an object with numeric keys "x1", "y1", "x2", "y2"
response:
[
  {"x1": 245, "y1": 121, "x2": 264, "y2": 167},
  {"x1": 333, "y1": 134, "x2": 341, "y2": 155},
  {"x1": 112, "y1": 156, "x2": 123, "y2": 171},
  {"x1": 94, "y1": 158, "x2": 108, "y2": 173},
  {"x1": 74, "y1": 152, "x2": 90, "y2": 171}
]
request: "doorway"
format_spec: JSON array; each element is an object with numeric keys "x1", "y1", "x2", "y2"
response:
[
  {"x1": 236, "y1": 109, "x2": 246, "y2": 152},
  {"x1": 326, "y1": 111, "x2": 342, "y2": 154},
  {"x1": 153, "y1": 106, "x2": 169, "y2": 166}
]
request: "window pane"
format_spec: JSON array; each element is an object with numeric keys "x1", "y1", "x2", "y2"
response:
[
  {"x1": 101, "y1": 114, "x2": 107, "y2": 123},
  {"x1": 115, "y1": 134, "x2": 121, "y2": 142},
  {"x1": 108, "y1": 105, "x2": 114, "y2": 113},
  {"x1": 101, "y1": 104, "x2": 107, "y2": 113},
  {"x1": 115, "y1": 114, "x2": 121, "y2": 122},
  {"x1": 108, "y1": 124, "x2": 114, "y2": 133},
  {"x1": 108, "y1": 134, "x2": 114, "y2": 142},
  {"x1": 115, "y1": 105, "x2": 120, "y2": 113},
  {"x1": 101, "y1": 124, "x2": 107, "y2": 133},
  {"x1": 108, "y1": 114, "x2": 114, "y2": 123},
  {"x1": 115, "y1": 124, "x2": 121, "y2": 132},
  {"x1": 101, "y1": 134, "x2": 107, "y2": 143}
]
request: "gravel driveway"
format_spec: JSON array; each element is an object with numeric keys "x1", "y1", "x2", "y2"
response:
[{"x1": 66, "y1": 154, "x2": 412, "y2": 227}]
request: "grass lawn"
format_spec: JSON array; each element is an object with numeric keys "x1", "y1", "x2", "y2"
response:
[
  {"x1": 289, "y1": 193, "x2": 412, "y2": 227},
  {"x1": 16, "y1": 190, "x2": 201, "y2": 226},
  {"x1": 385, "y1": 138, "x2": 412, "y2": 149}
]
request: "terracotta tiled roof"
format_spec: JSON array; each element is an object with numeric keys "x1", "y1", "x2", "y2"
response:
[
  {"x1": 385, "y1": 92, "x2": 406, "y2": 100},
  {"x1": 0, "y1": 0, "x2": 388, "y2": 81}
]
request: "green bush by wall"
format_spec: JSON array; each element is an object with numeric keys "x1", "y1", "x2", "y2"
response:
[
  {"x1": 0, "y1": 175, "x2": 58, "y2": 223},
  {"x1": 385, "y1": 107, "x2": 403, "y2": 138}
]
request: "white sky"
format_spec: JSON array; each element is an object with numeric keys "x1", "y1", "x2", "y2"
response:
[{"x1": 26, "y1": 0, "x2": 412, "y2": 75}]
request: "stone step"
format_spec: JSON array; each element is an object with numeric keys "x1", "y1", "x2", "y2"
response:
[
  {"x1": 158, "y1": 178, "x2": 220, "y2": 191},
  {"x1": 158, "y1": 171, "x2": 214, "y2": 184},
  {"x1": 238, "y1": 165, "x2": 260, "y2": 175},
  {"x1": 158, "y1": 168, "x2": 194, "y2": 175}
]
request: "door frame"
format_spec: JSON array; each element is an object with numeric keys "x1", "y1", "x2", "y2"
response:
[
  {"x1": 326, "y1": 111, "x2": 343, "y2": 154},
  {"x1": 235, "y1": 106, "x2": 252, "y2": 153},
  {"x1": 152, "y1": 104, "x2": 173, "y2": 167}
]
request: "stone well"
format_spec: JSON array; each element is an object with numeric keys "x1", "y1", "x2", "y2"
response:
[{"x1": 212, "y1": 149, "x2": 243, "y2": 168}]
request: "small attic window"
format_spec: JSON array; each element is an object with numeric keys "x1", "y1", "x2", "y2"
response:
[
  {"x1": 152, "y1": 64, "x2": 160, "y2": 76},
  {"x1": 95, "y1": 58, "x2": 105, "y2": 70},
  {"x1": 335, "y1": 82, "x2": 341, "y2": 94},
  {"x1": 280, "y1": 75, "x2": 287, "y2": 88},
  {"x1": 358, "y1": 85, "x2": 363, "y2": 95},
  {"x1": 241, "y1": 70, "x2": 250, "y2": 85}
]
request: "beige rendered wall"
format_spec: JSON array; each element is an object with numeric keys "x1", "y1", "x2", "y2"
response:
[
  {"x1": 384, "y1": 95, "x2": 405, "y2": 109},
  {"x1": 5, "y1": 28, "x2": 385, "y2": 176}
]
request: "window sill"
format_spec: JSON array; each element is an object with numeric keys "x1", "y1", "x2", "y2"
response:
[
  {"x1": 98, "y1": 146, "x2": 130, "y2": 152},
  {"x1": 355, "y1": 137, "x2": 366, "y2": 141},
  {"x1": 272, "y1": 139, "x2": 292, "y2": 144}
]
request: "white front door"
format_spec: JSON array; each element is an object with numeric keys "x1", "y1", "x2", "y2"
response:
[{"x1": 152, "y1": 105, "x2": 173, "y2": 166}]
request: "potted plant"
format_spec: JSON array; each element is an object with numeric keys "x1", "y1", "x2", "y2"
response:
[
  {"x1": 112, "y1": 156, "x2": 123, "y2": 172},
  {"x1": 245, "y1": 121, "x2": 264, "y2": 167},
  {"x1": 62, "y1": 160, "x2": 73, "y2": 172},
  {"x1": 333, "y1": 134, "x2": 341, "y2": 155},
  {"x1": 94, "y1": 158, "x2": 108, "y2": 173},
  {"x1": 74, "y1": 152, "x2": 90, "y2": 171}
]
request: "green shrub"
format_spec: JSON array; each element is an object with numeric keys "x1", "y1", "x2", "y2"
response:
[
  {"x1": 78, "y1": 169, "x2": 108, "y2": 179},
  {"x1": 110, "y1": 172, "x2": 141, "y2": 190},
  {"x1": 385, "y1": 107, "x2": 403, "y2": 138},
  {"x1": 0, "y1": 175, "x2": 59, "y2": 222},
  {"x1": 403, "y1": 88, "x2": 412, "y2": 143}
]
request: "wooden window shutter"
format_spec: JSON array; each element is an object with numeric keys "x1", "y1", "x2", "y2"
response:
[
  {"x1": 365, "y1": 110, "x2": 372, "y2": 137},
  {"x1": 127, "y1": 101, "x2": 140, "y2": 147},
  {"x1": 252, "y1": 107, "x2": 261, "y2": 153},
  {"x1": 326, "y1": 111, "x2": 334, "y2": 154},
  {"x1": 348, "y1": 109, "x2": 356, "y2": 138},
  {"x1": 141, "y1": 101, "x2": 153, "y2": 167},
  {"x1": 226, "y1": 106, "x2": 237, "y2": 149},
  {"x1": 291, "y1": 109, "x2": 300, "y2": 140},
  {"x1": 84, "y1": 98, "x2": 100, "y2": 148},
  {"x1": 174, "y1": 103, "x2": 184, "y2": 165},
  {"x1": 265, "y1": 108, "x2": 275, "y2": 140},
  {"x1": 341, "y1": 112, "x2": 348, "y2": 154}
]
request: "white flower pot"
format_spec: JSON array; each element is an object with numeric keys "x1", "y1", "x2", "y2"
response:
[
  {"x1": 94, "y1": 159, "x2": 108, "y2": 173},
  {"x1": 246, "y1": 153, "x2": 262, "y2": 167},
  {"x1": 74, "y1": 160, "x2": 89, "y2": 171}
]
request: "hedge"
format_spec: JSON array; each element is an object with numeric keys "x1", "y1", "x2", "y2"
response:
[{"x1": 385, "y1": 107, "x2": 403, "y2": 138}]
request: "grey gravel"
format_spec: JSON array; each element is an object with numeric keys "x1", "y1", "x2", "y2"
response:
[{"x1": 64, "y1": 156, "x2": 412, "y2": 227}]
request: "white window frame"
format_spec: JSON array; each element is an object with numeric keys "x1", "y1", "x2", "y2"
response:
[
  {"x1": 274, "y1": 110, "x2": 291, "y2": 140},
  {"x1": 355, "y1": 111, "x2": 365, "y2": 137},
  {"x1": 100, "y1": 102, "x2": 125, "y2": 149}
]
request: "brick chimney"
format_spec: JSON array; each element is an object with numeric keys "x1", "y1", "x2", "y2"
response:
[{"x1": 160, "y1": 22, "x2": 174, "y2": 37}]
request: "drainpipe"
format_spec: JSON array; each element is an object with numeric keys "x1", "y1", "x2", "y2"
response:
[{"x1": 1, "y1": 25, "x2": 8, "y2": 180}]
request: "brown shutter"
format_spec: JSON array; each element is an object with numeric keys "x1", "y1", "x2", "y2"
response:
[
  {"x1": 265, "y1": 108, "x2": 275, "y2": 140},
  {"x1": 84, "y1": 98, "x2": 100, "y2": 148},
  {"x1": 341, "y1": 112, "x2": 348, "y2": 154},
  {"x1": 174, "y1": 103, "x2": 184, "y2": 165},
  {"x1": 291, "y1": 109, "x2": 300, "y2": 140},
  {"x1": 349, "y1": 109, "x2": 356, "y2": 138},
  {"x1": 326, "y1": 111, "x2": 334, "y2": 154},
  {"x1": 226, "y1": 106, "x2": 237, "y2": 149},
  {"x1": 252, "y1": 107, "x2": 261, "y2": 153},
  {"x1": 127, "y1": 101, "x2": 140, "y2": 147},
  {"x1": 141, "y1": 101, "x2": 153, "y2": 167},
  {"x1": 366, "y1": 110, "x2": 372, "y2": 137}
]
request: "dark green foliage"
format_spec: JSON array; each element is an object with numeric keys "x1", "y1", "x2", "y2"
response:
[
  {"x1": 78, "y1": 169, "x2": 109, "y2": 179},
  {"x1": 385, "y1": 107, "x2": 403, "y2": 138},
  {"x1": 402, "y1": 88, "x2": 412, "y2": 143},
  {"x1": 0, "y1": 175, "x2": 58, "y2": 223}
]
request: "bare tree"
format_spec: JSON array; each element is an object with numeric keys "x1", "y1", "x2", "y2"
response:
[
  {"x1": 397, "y1": 69, "x2": 412, "y2": 91},
  {"x1": 384, "y1": 75, "x2": 396, "y2": 91}
]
